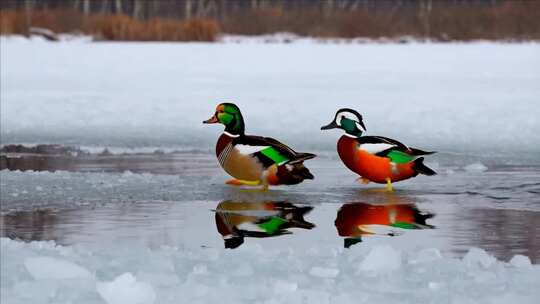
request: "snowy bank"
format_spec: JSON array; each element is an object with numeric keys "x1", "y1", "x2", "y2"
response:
[{"x1": 1, "y1": 238, "x2": 539, "y2": 304}]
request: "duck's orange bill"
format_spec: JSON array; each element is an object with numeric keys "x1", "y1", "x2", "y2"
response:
[{"x1": 203, "y1": 115, "x2": 219, "y2": 124}]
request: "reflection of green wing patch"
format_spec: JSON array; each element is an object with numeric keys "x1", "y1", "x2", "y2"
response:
[
  {"x1": 261, "y1": 147, "x2": 289, "y2": 164},
  {"x1": 390, "y1": 222, "x2": 416, "y2": 229},
  {"x1": 387, "y1": 150, "x2": 414, "y2": 164},
  {"x1": 258, "y1": 217, "x2": 287, "y2": 234}
]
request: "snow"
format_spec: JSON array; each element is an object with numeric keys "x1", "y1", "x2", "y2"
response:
[
  {"x1": 510, "y1": 255, "x2": 532, "y2": 268},
  {"x1": 1, "y1": 34, "x2": 93, "y2": 43},
  {"x1": 358, "y1": 245, "x2": 402, "y2": 272},
  {"x1": 219, "y1": 33, "x2": 501, "y2": 45},
  {"x1": 273, "y1": 280, "x2": 298, "y2": 293},
  {"x1": 2, "y1": 238, "x2": 540, "y2": 304},
  {"x1": 463, "y1": 247, "x2": 497, "y2": 268},
  {"x1": 1, "y1": 38, "x2": 539, "y2": 162},
  {"x1": 24, "y1": 257, "x2": 92, "y2": 280},
  {"x1": 309, "y1": 266, "x2": 340, "y2": 278},
  {"x1": 96, "y1": 273, "x2": 156, "y2": 304},
  {"x1": 464, "y1": 162, "x2": 489, "y2": 172},
  {"x1": 408, "y1": 248, "x2": 443, "y2": 264}
]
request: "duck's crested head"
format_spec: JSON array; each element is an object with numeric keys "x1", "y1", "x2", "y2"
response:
[
  {"x1": 203, "y1": 102, "x2": 245, "y2": 135},
  {"x1": 321, "y1": 108, "x2": 366, "y2": 137}
]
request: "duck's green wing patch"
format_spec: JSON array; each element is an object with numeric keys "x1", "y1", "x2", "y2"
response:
[
  {"x1": 235, "y1": 134, "x2": 315, "y2": 168},
  {"x1": 359, "y1": 136, "x2": 419, "y2": 163},
  {"x1": 260, "y1": 147, "x2": 289, "y2": 165},
  {"x1": 233, "y1": 143, "x2": 290, "y2": 167},
  {"x1": 386, "y1": 150, "x2": 415, "y2": 164},
  {"x1": 237, "y1": 135, "x2": 299, "y2": 167}
]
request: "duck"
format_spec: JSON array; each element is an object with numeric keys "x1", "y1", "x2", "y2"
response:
[
  {"x1": 321, "y1": 108, "x2": 436, "y2": 191},
  {"x1": 203, "y1": 103, "x2": 316, "y2": 190},
  {"x1": 335, "y1": 201, "x2": 435, "y2": 248}
]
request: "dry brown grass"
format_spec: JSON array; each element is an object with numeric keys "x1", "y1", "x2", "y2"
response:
[
  {"x1": 86, "y1": 15, "x2": 218, "y2": 41},
  {"x1": 0, "y1": 9, "x2": 219, "y2": 41},
  {"x1": 1, "y1": 10, "x2": 29, "y2": 34}
]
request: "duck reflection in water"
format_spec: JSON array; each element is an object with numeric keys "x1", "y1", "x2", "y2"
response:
[
  {"x1": 214, "y1": 201, "x2": 315, "y2": 249},
  {"x1": 335, "y1": 202, "x2": 435, "y2": 248}
]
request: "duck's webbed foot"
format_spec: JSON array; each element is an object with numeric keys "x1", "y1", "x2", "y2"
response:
[{"x1": 226, "y1": 179, "x2": 261, "y2": 186}]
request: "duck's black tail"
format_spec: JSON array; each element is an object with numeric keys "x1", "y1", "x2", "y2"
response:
[
  {"x1": 289, "y1": 152, "x2": 316, "y2": 164},
  {"x1": 277, "y1": 162, "x2": 314, "y2": 185},
  {"x1": 409, "y1": 148, "x2": 436, "y2": 156},
  {"x1": 413, "y1": 157, "x2": 437, "y2": 176},
  {"x1": 291, "y1": 163, "x2": 314, "y2": 180}
]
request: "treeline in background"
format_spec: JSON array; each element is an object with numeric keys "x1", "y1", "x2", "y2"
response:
[{"x1": 1, "y1": 0, "x2": 539, "y2": 42}]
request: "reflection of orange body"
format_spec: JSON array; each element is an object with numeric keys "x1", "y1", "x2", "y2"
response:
[
  {"x1": 338, "y1": 136, "x2": 416, "y2": 183},
  {"x1": 335, "y1": 203, "x2": 433, "y2": 238}
]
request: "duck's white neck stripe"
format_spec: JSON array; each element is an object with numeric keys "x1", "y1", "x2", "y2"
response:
[
  {"x1": 223, "y1": 131, "x2": 240, "y2": 138},
  {"x1": 343, "y1": 133, "x2": 358, "y2": 138},
  {"x1": 218, "y1": 143, "x2": 233, "y2": 166}
]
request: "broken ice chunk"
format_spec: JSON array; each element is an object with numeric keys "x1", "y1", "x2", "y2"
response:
[{"x1": 96, "y1": 272, "x2": 156, "y2": 304}]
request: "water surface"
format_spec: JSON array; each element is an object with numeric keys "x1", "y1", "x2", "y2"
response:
[{"x1": 2, "y1": 151, "x2": 539, "y2": 263}]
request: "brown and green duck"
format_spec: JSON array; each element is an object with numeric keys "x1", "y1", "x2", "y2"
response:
[{"x1": 204, "y1": 103, "x2": 316, "y2": 190}]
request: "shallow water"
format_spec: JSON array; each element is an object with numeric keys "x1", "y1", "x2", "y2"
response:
[{"x1": 2, "y1": 151, "x2": 539, "y2": 263}]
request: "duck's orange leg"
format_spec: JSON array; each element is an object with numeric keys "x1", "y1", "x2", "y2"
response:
[{"x1": 385, "y1": 178, "x2": 394, "y2": 192}]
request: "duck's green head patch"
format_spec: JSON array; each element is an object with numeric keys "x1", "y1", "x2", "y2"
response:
[
  {"x1": 321, "y1": 108, "x2": 366, "y2": 137},
  {"x1": 203, "y1": 102, "x2": 245, "y2": 135}
]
